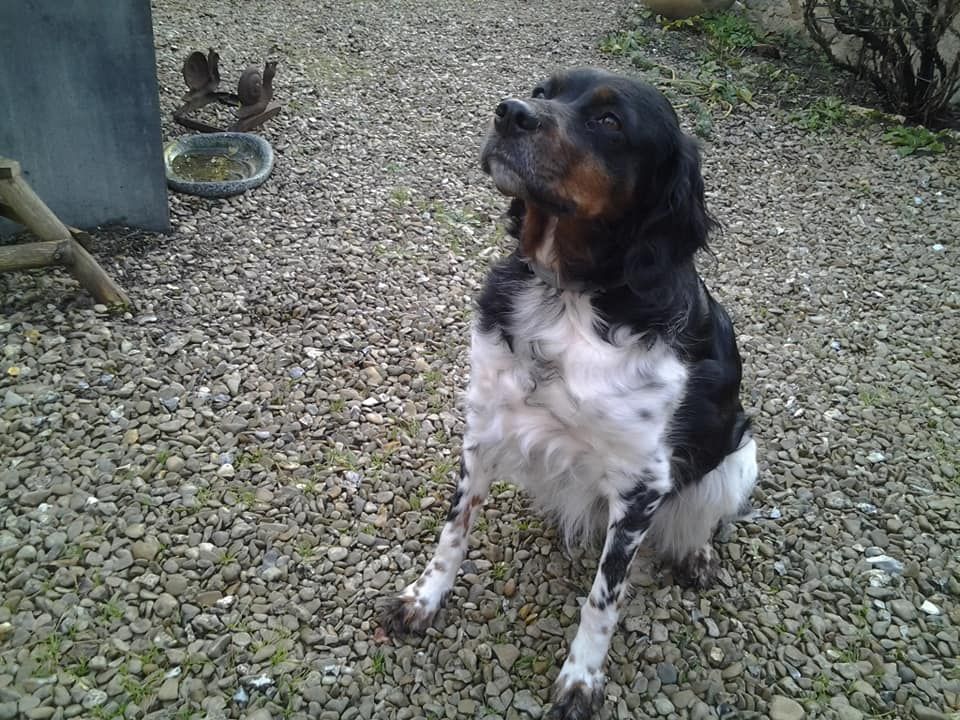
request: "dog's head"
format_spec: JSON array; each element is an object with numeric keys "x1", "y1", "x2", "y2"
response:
[{"x1": 481, "y1": 67, "x2": 715, "y2": 287}]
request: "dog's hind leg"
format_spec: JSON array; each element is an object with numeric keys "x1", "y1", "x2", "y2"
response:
[
  {"x1": 647, "y1": 434, "x2": 757, "y2": 589},
  {"x1": 378, "y1": 441, "x2": 493, "y2": 636}
]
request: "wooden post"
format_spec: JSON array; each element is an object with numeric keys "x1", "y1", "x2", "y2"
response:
[
  {"x1": 0, "y1": 159, "x2": 73, "y2": 241},
  {"x1": 0, "y1": 240, "x2": 71, "y2": 272},
  {"x1": 0, "y1": 157, "x2": 131, "y2": 307}
]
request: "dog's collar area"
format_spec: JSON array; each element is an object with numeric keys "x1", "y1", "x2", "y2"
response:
[
  {"x1": 523, "y1": 257, "x2": 631, "y2": 294},
  {"x1": 524, "y1": 257, "x2": 594, "y2": 293}
]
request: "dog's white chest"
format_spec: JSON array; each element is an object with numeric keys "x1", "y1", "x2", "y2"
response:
[{"x1": 465, "y1": 288, "x2": 688, "y2": 537}]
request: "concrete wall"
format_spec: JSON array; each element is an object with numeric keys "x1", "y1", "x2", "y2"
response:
[{"x1": 0, "y1": 0, "x2": 169, "y2": 236}]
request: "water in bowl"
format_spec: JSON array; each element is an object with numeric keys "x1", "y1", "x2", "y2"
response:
[{"x1": 170, "y1": 150, "x2": 255, "y2": 183}]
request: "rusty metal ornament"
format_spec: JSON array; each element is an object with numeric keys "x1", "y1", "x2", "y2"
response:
[
  {"x1": 236, "y1": 61, "x2": 277, "y2": 120},
  {"x1": 173, "y1": 50, "x2": 281, "y2": 133}
]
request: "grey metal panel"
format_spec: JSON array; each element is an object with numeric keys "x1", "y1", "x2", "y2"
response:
[{"x1": 0, "y1": 0, "x2": 170, "y2": 235}]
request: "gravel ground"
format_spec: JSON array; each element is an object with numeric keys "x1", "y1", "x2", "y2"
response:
[{"x1": 1, "y1": 1, "x2": 958, "y2": 719}]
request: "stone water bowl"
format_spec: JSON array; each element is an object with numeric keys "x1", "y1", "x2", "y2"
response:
[{"x1": 164, "y1": 132, "x2": 273, "y2": 198}]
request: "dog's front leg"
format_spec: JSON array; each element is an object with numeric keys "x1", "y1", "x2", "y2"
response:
[
  {"x1": 379, "y1": 441, "x2": 492, "y2": 636},
  {"x1": 549, "y1": 484, "x2": 665, "y2": 720}
]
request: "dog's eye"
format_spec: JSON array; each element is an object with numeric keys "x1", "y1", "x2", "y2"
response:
[
  {"x1": 596, "y1": 113, "x2": 621, "y2": 131},
  {"x1": 586, "y1": 112, "x2": 622, "y2": 132},
  {"x1": 532, "y1": 86, "x2": 546, "y2": 98}
]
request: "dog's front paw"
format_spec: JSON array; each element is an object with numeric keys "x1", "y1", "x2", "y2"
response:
[
  {"x1": 376, "y1": 592, "x2": 445, "y2": 638},
  {"x1": 674, "y1": 543, "x2": 719, "y2": 590},
  {"x1": 548, "y1": 680, "x2": 604, "y2": 720}
]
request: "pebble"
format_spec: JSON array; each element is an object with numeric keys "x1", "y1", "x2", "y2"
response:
[
  {"x1": 4, "y1": 390, "x2": 27, "y2": 408},
  {"x1": 131, "y1": 538, "x2": 161, "y2": 561},
  {"x1": 512, "y1": 690, "x2": 541, "y2": 717},
  {"x1": 112, "y1": 548, "x2": 133, "y2": 570},
  {"x1": 81, "y1": 690, "x2": 107, "y2": 709},
  {"x1": 889, "y1": 599, "x2": 916, "y2": 621},
  {"x1": 913, "y1": 707, "x2": 949, "y2": 720},
  {"x1": 657, "y1": 662, "x2": 678, "y2": 685},
  {"x1": 165, "y1": 574, "x2": 189, "y2": 595},
  {"x1": 493, "y1": 644, "x2": 520, "y2": 670},
  {"x1": 363, "y1": 367, "x2": 384, "y2": 385},
  {"x1": 837, "y1": 708, "x2": 863, "y2": 720},
  {"x1": 672, "y1": 690, "x2": 696, "y2": 710},
  {"x1": 866, "y1": 555, "x2": 904, "y2": 574},
  {"x1": 653, "y1": 696, "x2": 675, "y2": 715},
  {"x1": 43, "y1": 531, "x2": 66, "y2": 550},
  {"x1": 157, "y1": 678, "x2": 179, "y2": 702},
  {"x1": 769, "y1": 695, "x2": 805, "y2": 720}
]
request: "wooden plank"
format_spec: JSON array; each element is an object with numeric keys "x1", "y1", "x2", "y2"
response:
[
  {"x1": 0, "y1": 199, "x2": 26, "y2": 226},
  {"x1": 0, "y1": 159, "x2": 19, "y2": 179},
  {"x1": 0, "y1": 157, "x2": 131, "y2": 307},
  {"x1": 65, "y1": 239, "x2": 132, "y2": 307},
  {"x1": 0, "y1": 238, "x2": 132, "y2": 307},
  {"x1": 0, "y1": 240, "x2": 67, "y2": 272},
  {"x1": 2, "y1": 201, "x2": 94, "y2": 249},
  {"x1": 0, "y1": 157, "x2": 74, "y2": 242}
]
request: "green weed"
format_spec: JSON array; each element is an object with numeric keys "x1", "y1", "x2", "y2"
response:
[
  {"x1": 430, "y1": 458, "x2": 457, "y2": 485},
  {"x1": 99, "y1": 596, "x2": 124, "y2": 624},
  {"x1": 324, "y1": 446, "x2": 359, "y2": 471},
  {"x1": 700, "y1": 12, "x2": 760, "y2": 58},
  {"x1": 390, "y1": 186, "x2": 411, "y2": 205},
  {"x1": 35, "y1": 633, "x2": 64, "y2": 675},
  {"x1": 661, "y1": 12, "x2": 760, "y2": 62},
  {"x1": 790, "y1": 97, "x2": 849, "y2": 131},
  {"x1": 882, "y1": 125, "x2": 949, "y2": 156},
  {"x1": 600, "y1": 30, "x2": 648, "y2": 55}
]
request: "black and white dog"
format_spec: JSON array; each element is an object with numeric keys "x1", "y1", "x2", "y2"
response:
[{"x1": 380, "y1": 67, "x2": 758, "y2": 720}]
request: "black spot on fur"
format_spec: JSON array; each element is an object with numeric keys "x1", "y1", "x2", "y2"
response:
[
  {"x1": 673, "y1": 545, "x2": 720, "y2": 590},
  {"x1": 376, "y1": 596, "x2": 422, "y2": 638},
  {"x1": 376, "y1": 591, "x2": 451, "y2": 639},
  {"x1": 548, "y1": 682, "x2": 605, "y2": 720},
  {"x1": 446, "y1": 486, "x2": 464, "y2": 522},
  {"x1": 617, "y1": 481, "x2": 660, "y2": 532}
]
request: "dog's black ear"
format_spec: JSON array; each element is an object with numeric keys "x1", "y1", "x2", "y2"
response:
[
  {"x1": 622, "y1": 135, "x2": 717, "y2": 297},
  {"x1": 659, "y1": 135, "x2": 717, "y2": 262},
  {"x1": 504, "y1": 198, "x2": 526, "y2": 239}
]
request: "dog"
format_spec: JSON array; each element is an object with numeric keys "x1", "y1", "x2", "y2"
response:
[{"x1": 379, "y1": 67, "x2": 758, "y2": 720}]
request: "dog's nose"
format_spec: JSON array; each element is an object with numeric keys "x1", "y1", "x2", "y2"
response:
[{"x1": 494, "y1": 98, "x2": 541, "y2": 134}]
